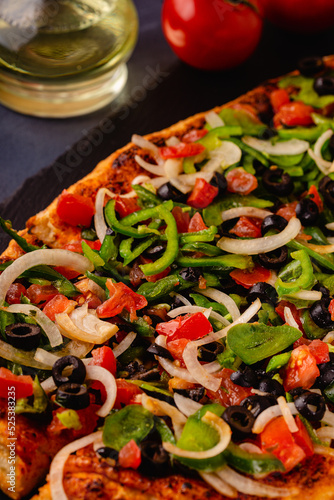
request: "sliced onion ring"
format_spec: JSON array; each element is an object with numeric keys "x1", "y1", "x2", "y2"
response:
[
  {"x1": 242, "y1": 136, "x2": 309, "y2": 155},
  {"x1": 167, "y1": 305, "x2": 229, "y2": 326},
  {"x1": 34, "y1": 340, "x2": 94, "y2": 368},
  {"x1": 183, "y1": 342, "x2": 221, "y2": 391},
  {"x1": 0, "y1": 249, "x2": 94, "y2": 305},
  {"x1": 222, "y1": 206, "x2": 272, "y2": 222},
  {"x1": 277, "y1": 396, "x2": 298, "y2": 433},
  {"x1": 0, "y1": 339, "x2": 51, "y2": 370},
  {"x1": 309, "y1": 128, "x2": 334, "y2": 174},
  {"x1": 304, "y1": 242, "x2": 334, "y2": 254},
  {"x1": 50, "y1": 431, "x2": 103, "y2": 500},
  {"x1": 163, "y1": 411, "x2": 231, "y2": 459},
  {"x1": 113, "y1": 331, "x2": 137, "y2": 358},
  {"x1": 85, "y1": 365, "x2": 117, "y2": 417},
  {"x1": 196, "y1": 287, "x2": 240, "y2": 321},
  {"x1": 205, "y1": 110, "x2": 225, "y2": 128},
  {"x1": 217, "y1": 217, "x2": 301, "y2": 255},
  {"x1": 56, "y1": 309, "x2": 118, "y2": 344},
  {"x1": 135, "y1": 154, "x2": 166, "y2": 176},
  {"x1": 284, "y1": 307, "x2": 300, "y2": 330},
  {"x1": 200, "y1": 472, "x2": 237, "y2": 499},
  {"x1": 132, "y1": 134, "x2": 164, "y2": 164},
  {"x1": 174, "y1": 393, "x2": 203, "y2": 417}
]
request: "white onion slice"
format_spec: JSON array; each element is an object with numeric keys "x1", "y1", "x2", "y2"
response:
[
  {"x1": 163, "y1": 411, "x2": 231, "y2": 459},
  {"x1": 5, "y1": 304, "x2": 62, "y2": 347},
  {"x1": 113, "y1": 331, "x2": 137, "y2": 358},
  {"x1": 217, "y1": 466, "x2": 299, "y2": 497},
  {"x1": 85, "y1": 365, "x2": 117, "y2": 417},
  {"x1": 132, "y1": 134, "x2": 164, "y2": 165},
  {"x1": 131, "y1": 174, "x2": 152, "y2": 185},
  {"x1": 94, "y1": 187, "x2": 113, "y2": 243},
  {"x1": 316, "y1": 426, "x2": 334, "y2": 442},
  {"x1": 200, "y1": 472, "x2": 237, "y2": 499},
  {"x1": 243, "y1": 136, "x2": 309, "y2": 155},
  {"x1": 308, "y1": 147, "x2": 334, "y2": 174},
  {"x1": 167, "y1": 305, "x2": 230, "y2": 326},
  {"x1": 196, "y1": 287, "x2": 240, "y2": 321},
  {"x1": 56, "y1": 304, "x2": 118, "y2": 344},
  {"x1": 183, "y1": 342, "x2": 221, "y2": 391},
  {"x1": 323, "y1": 409, "x2": 334, "y2": 427},
  {"x1": 0, "y1": 249, "x2": 93, "y2": 306},
  {"x1": 155, "y1": 335, "x2": 196, "y2": 382},
  {"x1": 50, "y1": 431, "x2": 102, "y2": 500},
  {"x1": 135, "y1": 154, "x2": 166, "y2": 176},
  {"x1": 202, "y1": 142, "x2": 242, "y2": 173},
  {"x1": 239, "y1": 442, "x2": 263, "y2": 454},
  {"x1": 87, "y1": 279, "x2": 106, "y2": 302},
  {"x1": 217, "y1": 217, "x2": 302, "y2": 255},
  {"x1": 326, "y1": 222, "x2": 334, "y2": 231},
  {"x1": 193, "y1": 298, "x2": 262, "y2": 345},
  {"x1": 314, "y1": 444, "x2": 334, "y2": 457},
  {"x1": 174, "y1": 393, "x2": 202, "y2": 417},
  {"x1": 222, "y1": 206, "x2": 272, "y2": 222},
  {"x1": 149, "y1": 176, "x2": 170, "y2": 189},
  {"x1": 253, "y1": 403, "x2": 298, "y2": 434},
  {"x1": 304, "y1": 242, "x2": 334, "y2": 254},
  {"x1": 170, "y1": 292, "x2": 191, "y2": 306},
  {"x1": 284, "y1": 307, "x2": 300, "y2": 330},
  {"x1": 165, "y1": 135, "x2": 181, "y2": 147},
  {"x1": 0, "y1": 339, "x2": 51, "y2": 370},
  {"x1": 288, "y1": 290, "x2": 322, "y2": 301},
  {"x1": 327, "y1": 237, "x2": 334, "y2": 244},
  {"x1": 277, "y1": 396, "x2": 298, "y2": 433},
  {"x1": 141, "y1": 393, "x2": 186, "y2": 439},
  {"x1": 323, "y1": 331, "x2": 334, "y2": 343},
  {"x1": 309, "y1": 128, "x2": 334, "y2": 174},
  {"x1": 205, "y1": 110, "x2": 225, "y2": 128},
  {"x1": 169, "y1": 172, "x2": 214, "y2": 194},
  {"x1": 164, "y1": 158, "x2": 183, "y2": 178},
  {"x1": 34, "y1": 340, "x2": 93, "y2": 367}
]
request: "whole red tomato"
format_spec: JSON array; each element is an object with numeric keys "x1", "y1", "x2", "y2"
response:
[
  {"x1": 161, "y1": 0, "x2": 263, "y2": 71},
  {"x1": 262, "y1": 0, "x2": 334, "y2": 33}
]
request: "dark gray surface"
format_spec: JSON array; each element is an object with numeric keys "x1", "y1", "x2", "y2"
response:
[{"x1": 0, "y1": 1, "x2": 334, "y2": 253}]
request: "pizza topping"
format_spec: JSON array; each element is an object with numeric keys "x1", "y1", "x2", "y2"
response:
[
  {"x1": 56, "y1": 190, "x2": 95, "y2": 228},
  {"x1": 52, "y1": 355, "x2": 86, "y2": 387},
  {"x1": 242, "y1": 135, "x2": 310, "y2": 155},
  {"x1": 5, "y1": 322, "x2": 41, "y2": 351}
]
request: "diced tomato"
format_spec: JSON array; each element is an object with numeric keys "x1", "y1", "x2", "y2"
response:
[
  {"x1": 56, "y1": 190, "x2": 95, "y2": 227},
  {"x1": 329, "y1": 298, "x2": 334, "y2": 321},
  {"x1": 307, "y1": 185, "x2": 323, "y2": 212},
  {"x1": 0, "y1": 368, "x2": 34, "y2": 400},
  {"x1": 63, "y1": 239, "x2": 101, "y2": 254},
  {"x1": 260, "y1": 416, "x2": 306, "y2": 472},
  {"x1": 156, "y1": 312, "x2": 212, "y2": 341},
  {"x1": 276, "y1": 201, "x2": 298, "y2": 221},
  {"x1": 43, "y1": 294, "x2": 75, "y2": 321},
  {"x1": 26, "y1": 284, "x2": 59, "y2": 305},
  {"x1": 145, "y1": 267, "x2": 171, "y2": 283},
  {"x1": 270, "y1": 88, "x2": 290, "y2": 113},
  {"x1": 182, "y1": 129, "x2": 209, "y2": 143},
  {"x1": 96, "y1": 279, "x2": 147, "y2": 321},
  {"x1": 283, "y1": 345, "x2": 320, "y2": 392},
  {"x1": 114, "y1": 379, "x2": 143, "y2": 409},
  {"x1": 294, "y1": 415, "x2": 314, "y2": 458},
  {"x1": 275, "y1": 300, "x2": 304, "y2": 333},
  {"x1": 229, "y1": 216, "x2": 262, "y2": 238},
  {"x1": 53, "y1": 266, "x2": 81, "y2": 280},
  {"x1": 159, "y1": 142, "x2": 205, "y2": 159},
  {"x1": 187, "y1": 178, "x2": 219, "y2": 209},
  {"x1": 198, "y1": 276, "x2": 207, "y2": 289},
  {"x1": 188, "y1": 212, "x2": 208, "y2": 232},
  {"x1": 308, "y1": 339, "x2": 330, "y2": 364},
  {"x1": 230, "y1": 103, "x2": 260, "y2": 121},
  {"x1": 89, "y1": 346, "x2": 117, "y2": 376},
  {"x1": 115, "y1": 196, "x2": 141, "y2": 218},
  {"x1": 167, "y1": 338, "x2": 190, "y2": 361},
  {"x1": 207, "y1": 368, "x2": 252, "y2": 407},
  {"x1": 274, "y1": 101, "x2": 314, "y2": 128},
  {"x1": 226, "y1": 168, "x2": 258, "y2": 196},
  {"x1": 118, "y1": 439, "x2": 141, "y2": 469},
  {"x1": 47, "y1": 404, "x2": 100, "y2": 439},
  {"x1": 293, "y1": 337, "x2": 311, "y2": 349},
  {"x1": 230, "y1": 264, "x2": 271, "y2": 289},
  {"x1": 80, "y1": 293, "x2": 102, "y2": 309},
  {"x1": 5, "y1": 283, "x2": 26, "y2": 305},
  {"x1": 172, "y1": 206, "x2": 190, "y2": 233}
]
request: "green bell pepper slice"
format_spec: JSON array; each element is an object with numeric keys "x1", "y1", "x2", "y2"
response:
[
  {"x1": 301, "y1": 309, "x2": 329, "y2": 340},
  {"x1": 176, "y1": 254, "x2": 253, "y2": 270},
  {"x1": 223, "y1": 442, "x2": 285, "y2": 475},
  {"x1": 105, "y1": 199, "x2": 158, "y2": 239},
  {"x1": 266, "y1": 352, "x2": 292, "y2": 373},
  {"x1": 203, "y1": 194, "x2": 273, "y2": 226},
  {"x1": 227, "y1": 323, "x2": 302, "y2": 365},
  {"x1": 275, "y1": 249, "x2": 314, "y2": 296},
  {"x1": 277, "y1": 125, "x2": 327, "y2": 142},
  {"x1": 181, "y1": 242, "x2": 223, "y2": 256}
]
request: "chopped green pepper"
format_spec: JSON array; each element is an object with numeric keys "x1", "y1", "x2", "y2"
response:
[
  {"x1": 266, "y1": 352, "x2": 291, "y2": 373},
  {"x1": 275, "y1": 250, "x2": 314, "y2": 296},
  {"x1": 223, "y1": 442, "x2": 284, "y2": 475},
  {"x1": 176, "y1": 254, "x2": 253, "y2": 270}
]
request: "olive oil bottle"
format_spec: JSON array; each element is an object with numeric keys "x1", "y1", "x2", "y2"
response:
[{"x1": 0, "y1": 0, "x2": 138, "y2": 117}]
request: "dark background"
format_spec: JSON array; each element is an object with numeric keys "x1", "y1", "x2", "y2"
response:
[{"x1": 0, "y1": 0, "x2": 334, "y2": 252}]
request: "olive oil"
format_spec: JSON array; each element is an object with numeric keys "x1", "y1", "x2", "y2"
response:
[{"x1": 0, "y1": 0, "x2": 138, "y2": 117}]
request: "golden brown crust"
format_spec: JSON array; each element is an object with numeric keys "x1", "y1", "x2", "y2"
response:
[{"x1": 3, "y1": 55, "x2": 334, "y2": 500}]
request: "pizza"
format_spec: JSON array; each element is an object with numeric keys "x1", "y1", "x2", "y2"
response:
[{"x1": 1, "y1": 55, "x2": 334, "y2": 500}]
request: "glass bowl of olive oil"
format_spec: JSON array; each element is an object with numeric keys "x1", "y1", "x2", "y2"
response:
[{"x1": 0, "y1": 0, "x2": 138, "y2": 117}]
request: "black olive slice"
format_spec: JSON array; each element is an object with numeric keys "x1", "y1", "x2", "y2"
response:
[
  {"x1": 174, "y1": 387, "x2": 205, "y2": 402},
  {"x1": 295, "y1": 198, "x2": 319, "y2": 226},
  {"x1": 222, "y1": 405, "x2": 255, "y2": 435},
  {"x1": 298, "y1": 56, "x2": 324, "y2": 76},
  {"x1": 55, "y1": 383, "x2": 90, "y2": 410},
  {"x1": 258, "y1": 246, "x2": 288, "y2": 270},
  {"x1": 5, "y1": 323, "x2": 41, "y2": 351},
  {"x1": 139, "y1": 441, "x2": 171, "y2": 477},
  {"x1": 241, "y1": 395, "x2": 277, "y2": 418},
  {"x1": 210, "y1": 172, "x2": 227, "y2": 195},
  {"x1": 247, "y1": 282, "x2": 278, "y2": 306},
  {"x1": 314, "y1": 76, "x2": 334, "y2": 96},
  {"x1": 258, "y1": 378, "x2": 285, "y2": 397},
  {"x1": 310, "y1": 299, "x2": 334, "y2": 329},
  {"x1": 319, "y1": 177, "x2": 334, "y2": 210},
  {"x1": 261, "y1": 214, "x2": 288, "y2": 236},
  {"x1": 230, "y1": 366, "x2": 258, "y2": 388},
  {"x1": 179, "y1": 267, "x2": 202, "y2": 282},
  {"x1": 147, "y1": 343, "x2": 174, "y2": 361},
  {"x1": 52, "y1": 355, "x2": 86, "y2": 387},
  {"x1": 157, "y1": 182, "x2": 187, "y2": 203},
  {"x1": 294, "y1": 391, "x2": 326, "y2": 421},
  {"x1": 312, "y1": 283, "x2": 330, "y2": 298},
  {"x1": 144, "y1": 244, "x2": 166, "y2": 259},
  {"x1": 262, "y1": 169, "x2": 294, "y2": 196},
  {"x1": 97, "y1": 447, "x2": 119, "y2": 461}
]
